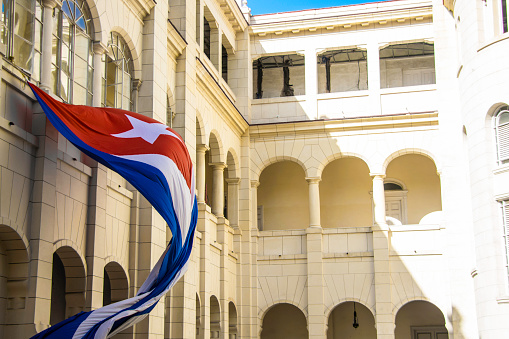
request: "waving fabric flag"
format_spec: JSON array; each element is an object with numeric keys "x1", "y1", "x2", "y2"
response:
[{"x1": 28, "y1": 83, "x2": 198, "y2": 338}]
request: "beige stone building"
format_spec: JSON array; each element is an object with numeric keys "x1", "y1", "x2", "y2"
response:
[{"x1": 0, "y1": 0, "x2": 508, "y2": 338}]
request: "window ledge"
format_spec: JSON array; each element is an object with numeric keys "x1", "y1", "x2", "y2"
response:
[
  {"x1": 380, "y1": 84, "x2": 437, "y2": 95},
  {"x1": 493, "y1": 164, "x2": 509, "y2": 175},
  {"x1": 252, "y1": 95, "x2": 306, "y2": 105},
  {"x1": 497, "y1": 296, "x2": 509, "y2": 304},
  {"x1": 317, "y1": 90, "x2": 369, "y2": 100},
  {"x1": 478, "y1": 32, "x2": 509, "y2": 53}
]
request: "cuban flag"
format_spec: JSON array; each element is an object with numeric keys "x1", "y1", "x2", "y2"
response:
[{"x1": 28, "y1": 83, "x2": 198, "y2": 338}]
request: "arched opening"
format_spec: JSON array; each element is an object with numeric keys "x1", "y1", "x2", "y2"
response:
[
  {"x1": 104, "y1": 32, "x2": 134, "y2": 110},
  {"x1": 210, "y1": 295, "x2": 221, "y2": 338},
  {"x1": 258, "y1": 161, "x2": 309, "y2": 230},
  {"x1": 0, "y1": 225, "x2": 29, "y2": 337},
  {"x1": 260, "y1": 303, "x2": 308, "y2": 339},
  {"x1": 50, "y1": 247, "x2": 86, "y2": 325},
  {"x1": 395, "y1": 300, "x2": 448, "y2": 339},
  {"x1": 386, "y1": 154, "x2": 441, "y2": 224},
  {"x1": 384, "y1": 180, "x2": 408, "y2": 225},
  {"x1": 225, "y1": 151, "x2": 239, "y2": 225},
  {"x1": 327, "y1": 301, "x2": 376, "y2": 339},
  {"x1": 103, "y1": 261, "x2": 128, "y2": 306},
  {"x1": 320, "y1": 157, "x2": 372, "y2": 227},
  {"x1": 196, "y1": 294, "x2": 201, "y2": 339},
  {"x1": 205, "y1": 133, "x2": 224, "y2": 216},
  {"x1": 228, "y1": 301, "x2": 238, "y2": 339}
]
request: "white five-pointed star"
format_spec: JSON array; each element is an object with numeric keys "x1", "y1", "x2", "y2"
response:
[{"x1": 111, "y1": 115, "x2": 178, "y2": 144}]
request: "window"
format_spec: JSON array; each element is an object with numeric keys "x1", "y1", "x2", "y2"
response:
[
  {"x1": 52, "y1": 0, "x2": 93, "y2": 104},
  {"x1": 501, "y1": 200, "x2": 509, "y2": 286},
  {"x1": 380, "y1": 42, "x2": 436, "y2": 89},
  {"x1": 317, "y1": 48, "x2": 368, "y2": 94},
  {"x1": 1, "y1": 0, "x2": 42, "y2": 80},
  {"x1": 495, "y1": 107, "x2": 509, "y2": 166},
  {"x1": 502, "y1": 0, "x2": 509, "y2": 33},
  {"x1": 252, "y1": 54, "x2": 305, "y2": 99},
  {"x1": 384, "y1": 180, "x2": 408, "y2": 225},
  {"x1": 103, "y1": 32, "x2": 133, "y2": 110}
]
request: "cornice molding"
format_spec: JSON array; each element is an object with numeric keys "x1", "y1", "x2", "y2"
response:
[
  {"x1": 125, "y1": 0, "x2": 156, "y2": 19},
  {"x1": 250, "y1": 3, "x2": 432, "y2": 37},
  {"x1": 214, "y1": 0, "x2": 249, "y2": 33},
  {"x1": 195, "y1": 58, "x2": 249, "y2": 137},
  {"x1": 249, "y1": 112, "x2": 439, "y2": 139},
  {"x1": 167, "y1": 20, "x2": 187, "y2": 61}
]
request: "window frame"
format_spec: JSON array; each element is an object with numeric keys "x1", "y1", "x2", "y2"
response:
[
  {"x1": 52, "y1": 0, "x2": 94, "y2": 105},
  {"x1": 1, "y1": 0, "x2": 43, "y2": 80},
  {"x1": 494, "y1": 107, "x2": 509, "y2": 166}
]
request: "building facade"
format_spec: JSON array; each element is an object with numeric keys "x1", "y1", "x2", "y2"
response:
[{"x1": 0, "y1": 0, "x2": 508, "y2": 338}]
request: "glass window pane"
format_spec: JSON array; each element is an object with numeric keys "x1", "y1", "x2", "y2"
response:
[
  {"x1": 106, "y1": 84, "x2": 115, "y2": 107},
  {"x1": 60, "y1": 71, "x2": 69, "y2": 102},
  {"x1": 0, "y1": 0, "x2": 8, "y2": 45},
  {"x1": 13, "y1": 35, "x2": 33, "y2": 70},
  {"x1": 14, "y1": 4, "x2": 34, "y2": 42},
  {"x1": 51, "y1": 64, "x2": 58, "y2": 93},
  {"x1": 32, "y1": 51, "x2": 41, "y2": 81},
  {"x1": 74, "y1": 55, "x2": 87, "y2": 88},
  {"x1": 87, "y1": 93, "x2": 92, "y2": 106},
  {"x1": 73, "y1": 83, "x2": 86, "y2": 105},
  {"x1": 34, "y1": 20, "x2": 42, "y2": 51},
  {"x1": 17, "y1": 0, "x2": 33, "y2": 9},
  {"x1": 75, "y1": 29, "x2": 89, "y2": 60},
  {"x1": 87, "y1": 65, "x2": 93, "y2": 91},
  {"x1": 62, "y1": 17, "x2": 71, "y2": 45},
  {"x1": 499, "y1": 111, "x2": 509, "y2": 125},
  {"x1": 61, "y1": 43, "x2": 70, "y2": 74}
]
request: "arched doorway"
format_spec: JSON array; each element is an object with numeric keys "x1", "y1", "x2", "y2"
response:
[
  {"x1": 103, "y1": 261, "x2": 128, "y2": 306},
  {"x1": 395, "y1": 300, "x2": 448, "y2": 339},
  {"x1": 50, "y1": 246, "x2": 86, "y2": 325},
  {"x1": 228, "y1": 301, "x2": 237, "y2": 339},
  {"x1": 258, "y1": 161, "x2": 309, "y2": 230},
  {"x1": 0, "y1": 225, "x2": 29, "y2": 338},
  {"x1": 210, "y1": 295, "x2": 221, "y2": 338},
  {"x1": 327, "y1": 301, "x2": 376, "y2": 338},
  {"x1": 260, "y1": 303, "x2": 308, "y2": 339}
]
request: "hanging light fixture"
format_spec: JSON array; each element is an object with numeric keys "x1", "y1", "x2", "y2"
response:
[{"x1": 352, "y1": 302, "x2": 359, "y2": 328}]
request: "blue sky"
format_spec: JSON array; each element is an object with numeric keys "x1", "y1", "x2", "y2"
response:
[{"x1": 248, "y1": 0, "x2": 391, "y2": 15}]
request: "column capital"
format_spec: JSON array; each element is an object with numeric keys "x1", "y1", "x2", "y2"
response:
[
  {"x1": 209, "y1": 162, "x2": 227, "y2": 170},
  {"x1": 370, "y1": 173, "x2": 386, "y2": 179},
  {"x1": 42, "y1": 0, "x2": 62, "y2": 9},
  {"x1": 196, "y1": 144, "x2": 210, "y2": 153},
  {"x1": 251, "y1": 180, "x2": 260, "y2": 188},
  {"x1": 132, "y1": 79, "x2": 142, "y2": 91},
  {"x1": 92, "y1": 41, "x2": 109, "y2": 55},
  {"x1": 226, "y1": 178, "x2": 241, "y2": 185},
  {"x1": 305, "y1": 177, "x2": 321, "y2": 184}
]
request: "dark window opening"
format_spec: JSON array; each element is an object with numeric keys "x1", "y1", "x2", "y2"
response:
[
  {"x1": 222, "y1": 45, "x2": 228, "y2": 82},
  {"x1": 317, "y1": 48, "x2": 368, "y2": 94},
  {"x1": 380, "y1": 42, "x2": 436, "y2": 89},
  {"x1": 103, "y1": 269, "x2": 112, "y2": 306},
  {"x1": 252, "y1": 54, "x2": 305, "y2": 99},
  {"x1": 204, "y1": 17, "x2": 210, "y2": 59}
]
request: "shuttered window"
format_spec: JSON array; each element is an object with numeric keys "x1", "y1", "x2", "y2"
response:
[
  {"x1": 502, "y1": 200, "x2": 509, "y2": 285},
  {"x1": 495, "y1": 108, "x2": 509, "y2": 166}
]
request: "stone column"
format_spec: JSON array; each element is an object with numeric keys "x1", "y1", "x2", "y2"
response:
[
  {"x1": 131, "y1": 79, "x2": 142, "y2": 113},
  {"x1": 84, "y1": 163, "x2": 107, "y2": 311},
  {"x1": 226, "y1": 178, "x2": 240, "y2": 227},
  {"x1": 371, "y1": 174, "x2": 386, "y2": 228},
  {"x1": 25, "y1": 103, "x2": 59, "y2": 337},
  {"x1": 306, "y1": 226, "x2": 325, "y2": 339},
  {"x1": 211, "y1": 163, "x2": 227, "y2": 217},
  {"x1": 367, "y1": 43, "x2": 381, "y2": 115},
  {"x1": 40, "y1": 0, "x2": 61, "y2": 91},
  {"x1": 306, "y1": 177, "x2": 321, "y2": 228},
  {"x1": 251, "y1": 180, "x2": 260, "y2": 231},
  {"x1": 92, "y1": 42, "x2": 107, "y2": 107},
  {"x1": 196, "y1": 144, "x2": 210, "y2": 203},
  {"x1": 210, "y1": 22, "x2": 222, "y2": 71},
  {"x1": 304, "y1": 49, "x2": 318, "y2": 119},
  {"x1": 370, "y1": 173, "x2": 393, "y2": 339}
]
